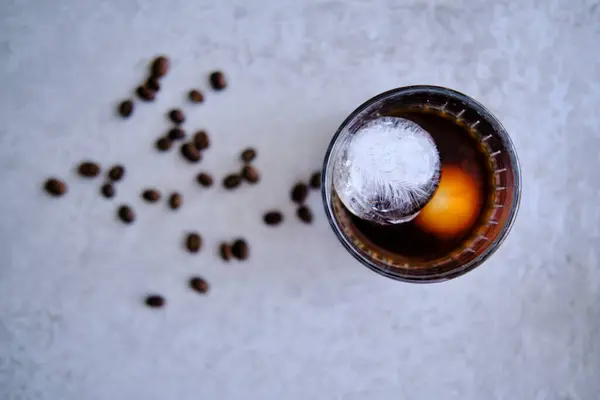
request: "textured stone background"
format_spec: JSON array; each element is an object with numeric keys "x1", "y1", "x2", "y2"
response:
[{"x1": 1, "y1": 0, "x2": 599, "y2": 399}]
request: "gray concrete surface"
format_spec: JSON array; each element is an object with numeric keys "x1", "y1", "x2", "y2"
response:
[{"x1": 1, "y1": 0, "x2": 599, "y2": 399}]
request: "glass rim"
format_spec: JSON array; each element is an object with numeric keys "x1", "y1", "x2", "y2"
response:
[{"x1": 321, "y1": 85, "x2": 522, "y2": 283}]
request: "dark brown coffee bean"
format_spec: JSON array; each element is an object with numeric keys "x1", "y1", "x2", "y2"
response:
[
  {"x1": 168, "y1": 109, "x2": 185, "y2": 125},
  {"x1": 264, "y1": 211, "x2": 283, "y2": 226},
  {"x1": 309, "y1": 171, "x2": 321, "y2": 189},
  {"x1": 44, "y1": 178, "x2": 67, "y2": 197},
  {"x1": 220, "y1": 243, "x2": 232, "y2": 261},
  {"x1": 189, "y1": 277, "x2": 209, "y2": 294},
  {"x1": 181, "y1": 143, "x2": 201, "y2": 163},
  {"x1": 185, "y1": 232, "x2": 202, "y2": 253},
  {"x1": 100, "y1": 182, "x2": 115, "y2": 198},
  {"x1": 168, "y1": 127, "x2": 186, "y2": 141},
  {"x1": 117, "y1": 205, "x2": 135, "y2": 224},
  {"x1": 146, "y1": 77, "x2": 160, "y2": 92},
  {"x1": 136, "y1": 85, "x2": 155, "y2": 101},
  {"x1": 155, "y1": 137, "x2": 172, "y2": 152},
  {"x1": 142, "y1": 189, "x2": 161, "y2": 203},
  {"x1": 78, "y1": 161, "x2": 101, "y2": 178},
  {"x1": 151, "y1": 56, "x2": 169, "y2": 78},
  {"x1": 192, "y1": 131, "x2": 209, "y2": 150},
  {"x1": 209, "y1": 71, "x2": 227, "y2": 90},
  {"x1": 189, "y1": 89, "x2": 204, "y2": 103},
  {"x1": 231, "y1": 239, "x2": 249, "y2": 260},
  {"x1": 291, "y1": 182, "x2": 309, "y2": 204},
  {"x1": 145, "y1": 294, "x2": 165, "y2": 308},
  {"x1": 297, "y1": 206, "x2": 313, "y2": 223},
  {"x1": 107, "y1": 165, "x2": 125, "y2": 182},
  {"x1": 168, "y1": 192, "x2": 182, "y2": 210},
  {"x1": 241, "y1": 165, "x2": 260, "y2": 184},
  {"x1": 118, "y1": 99, "x2": 134, "y2": 118},
  {"x1": 240, "y1": 148, "x2": 256, "y2": 163},
  {"x1": 223, "y1": 174, "x2": 241, "y2": 189},
  {"x1": 196, "y1": 172, "x2": 213, "y2": 187}
]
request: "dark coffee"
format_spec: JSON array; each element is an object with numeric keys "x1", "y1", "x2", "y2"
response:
[{"x1": 334, "y1": 107, "x2": 494, "y2": 263}]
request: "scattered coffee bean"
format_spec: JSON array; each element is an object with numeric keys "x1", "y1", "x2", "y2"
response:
[
  {"x1": 151, "y1": 56, "x2": 169, "y2": 78},
  {"x1": 223, "y1": 174, "x2": 241, "y2": 189},
  {"x1": 309, "y1": 171, "x2": 321, "y2": 189},
  {"x1": 297, "y1": 206, "x2": 313, "y2": 223},
  {"x1": 169, "y1": 192, "x2": 182, "y2": 210},
  {"x1": 136, "y1": 85, "x2": 155, "y2": 101},
  {"x1": 196, "y1": 172, "x2": 213, "y2": 187},
  {"x1": 155, "y1": 137, "x2": 172, "y2": 152},
  {"x1": 101, "y1": 182, "x2": 115, "y2": 198},
  {"x1": 142, "y1": 189, "x2": 161, "y2": 203},
  {"x1": 117, "y1": 205, "x2": 135, "y2": 224},
  {"x1": 192, "y1": 131, "x2": 209, "y2": 150},
  {"x1": 145, "y1": 294, "x2": 165, "y2": 308},
  {"x1": 189, "y1": 89, "x2": 204, "y2": 103},
  {"x1": 209, "y1": 71, "x2": 227, "y2": 90},
  {"x1": 108, "y1": 165, "x2": 125, "y2": 182},
  {"x1": 185, "y1": 232, "x2": 202, "y2": 253},
  {"x1": 291, "y1": 182, "x2": 309, "y2": 204},
  {"x1": 220, "y1": 243, "x2": 232, "y2": 261},
  {"x1": 189, "y1": 277, "x2": 209, "y2": 294},
  {"x1": 240, "y1": 148, "x2": 256, "y2": 163},
  {"x1": 44, "y1": 178, "x2": 67, "y2": 197},
  {"x1": 264, "y1": 211, "x2": 283, "y2": 226},
  {"x1": 231, "y1": 239, "x2": 249, "y2": 260},
  {"x1": 241, "y1": 165, "x2": 260, "y2": 184},
  {"x1": 78, "y1": 161, "x2": 101, "y2": 178},
  {"x1": 118, "y1": 99, "x2": 134, "y2": 118},
  {"x1": 168, "y1": 127, "x2": 186, "y2": 141},
  {"x1": 181, "y1": 142, "x2": 202, "y2": 163},
  {"x1": 168, "y1": 109, "x2": 185, "y2": 125},
  {"x1": 146, "y1": 77, "x2": 160, "y2": 92}
]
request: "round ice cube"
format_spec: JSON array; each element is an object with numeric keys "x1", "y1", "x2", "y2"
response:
[{"x1": 333, "y1": 116, "x2": 441, "y2": 224}]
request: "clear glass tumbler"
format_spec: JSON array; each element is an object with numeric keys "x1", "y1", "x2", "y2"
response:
[{"x1": 321, "y1": 86, "x2": 521, "y2": 283}]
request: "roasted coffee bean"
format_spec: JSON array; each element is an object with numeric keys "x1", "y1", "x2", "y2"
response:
[
  {"x1": 155, "y1": 137, "x2": 172, "y2": 152},
  {"x1": 136, "y1": 85, "x2": 155, "y2": 101},
  {"x1": 78, "y1": 161, "x2": 101, "y2": 178},
  {"x1": 240, "y1": 148, "x2": 256, "y2": 163},
  {"x1": 101, "y1": 182, "x2": 115, "y2": 198},
  {"x1": 181, "y1": 143, "x2": 201, "y2": 162},
  {"x1": 291, "y1": 182, "x2": 309, "y2": 204},
  {"x1": 220, "y1": 243, "x2": 232, "y2": 261},
  {"x1": 142, "y1": 189, "x2": 161, "y2": 203},
  {"x1": 44, "y1": 178, "x2": 67, "y2": 197},
  {"x1": 264, "y1": 211, "x2": 283, "y2": 226},
  {"x1": 168, "y1": 127, "x2": 186, "y2": 141},
  {"x1": 192, "y1": 131, "x2": 209, "y2": 150},
  {"x1": 209, "y1": 71, "x2": 227, "y2": 90},
  {"x1": 117, "y1": 205, "x2": 135, "y2": 224},
  {"x1": 297, "y1": 206, "x2": 313, "y2": 224},
  {"x1": 108, "y1": 165, "x2": 125, "y2": 182},
  {"x1": 146, "y1": 77, "x2": 160, "y2": 92},
  {"x1": 168, "y1": 192, "x2": 182, "y2": 210},
  {"x1": 151, "y1": 56, "x2": 169, "y2": 78},
  {"x1": 189, "y1": 277, "x2": 209, "y2": 294},
  {"x1": 145, "y1": 294, "x2": 165, "y2": 308},
  {"x1": 223, "y1": 174, "x2": 241, "y2": 189},
  {"x1": 231, "y1": 239, "x2": 249, "y2": 260},
  {"x1": 196, "y1": 172, "x2": 213, "y2": 187},
  {"x1": 309, "y1": 171, "x2": 321, "y2": 189},
  {"x1": 168, "y1": 109, "x2": 185, "y2": 125},
  {"x1": 185, "y1": 232, "x2": 202, "y2": 253},
  {"x1": 189, "y1": 89, "x2": 204, "y2": 103},
  {"x1": 241, "y1": 165, "x2": 260, "y2": 184},
  {"x1": 118, "y1": 99, "x2": 134, "y2": 118}
]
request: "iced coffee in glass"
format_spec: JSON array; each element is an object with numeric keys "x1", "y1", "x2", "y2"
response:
[{"x1": 322, "y1": 86, "x2": 521, "y2": 282}]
